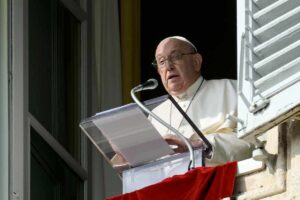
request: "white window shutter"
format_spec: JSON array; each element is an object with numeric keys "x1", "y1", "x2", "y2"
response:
[{"x1": 237, "y1": 0, "x2": 300, "y2": 141}]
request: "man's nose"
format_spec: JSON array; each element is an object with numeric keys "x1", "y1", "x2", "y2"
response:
[{"x1": 165, "y1": 59, "x2": 174, "y2": 70}]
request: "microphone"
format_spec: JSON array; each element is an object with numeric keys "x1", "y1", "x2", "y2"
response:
[{"x1": 133, "y1": 78, "x2": 158, "y2": 92}]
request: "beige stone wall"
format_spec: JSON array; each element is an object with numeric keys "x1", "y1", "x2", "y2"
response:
[{"x1": 233, "y1": 120, "x2": 300, "y2": 199}]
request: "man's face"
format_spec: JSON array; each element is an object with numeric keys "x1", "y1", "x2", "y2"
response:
[{"x1": 155, "y1": 39, "x2": 202, "y2": 96}]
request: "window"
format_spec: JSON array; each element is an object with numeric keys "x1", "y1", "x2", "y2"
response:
[
  {"x1": 29, "y1": 0, "x2": 81, "y2": 160},
  {"x1": 28, "y1": 0, "x2": 87, "y2": 199}
]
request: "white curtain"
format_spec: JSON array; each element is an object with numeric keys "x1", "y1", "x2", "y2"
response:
[
  {"x1": 93, "y1": 0, "x2": 122, "y2": 111},
  {"x1": 91, "y1": 0, "x2": 123, "y2": 199}
]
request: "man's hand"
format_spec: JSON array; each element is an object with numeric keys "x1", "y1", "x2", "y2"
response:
[
  {"x1": 110, "y1": 142, "x2": 129, "y2": 169},
  {"x1": 164, "y1": 134, "x2": 188, "y2": 153},
  {"x1": 163, "y1": 134, "x2": 204, "y2": 153}
]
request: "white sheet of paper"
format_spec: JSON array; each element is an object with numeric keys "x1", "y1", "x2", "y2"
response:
[{"x1": 93, "y1": 106, "x2": 174, "y2": 166}]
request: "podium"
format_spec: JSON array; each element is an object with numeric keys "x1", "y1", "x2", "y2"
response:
[
  {"x1": 79, "y1": 97, "x2": 203, "y2": 193},
  {"x1": 122, "y1": 149, "x2": 203, "y2": 193}
]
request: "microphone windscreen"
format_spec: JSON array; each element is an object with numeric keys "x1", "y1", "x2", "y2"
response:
[{"x1": 142, "y1": 79, "x2": 158, "y2": 90}]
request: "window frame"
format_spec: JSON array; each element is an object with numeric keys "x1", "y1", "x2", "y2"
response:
[
  {"x1": 9, "y1": 0, "x2": 89, "y2": 199},
  {"x1": 0, "y1": 0, "x2": 9, "y2": 199}
]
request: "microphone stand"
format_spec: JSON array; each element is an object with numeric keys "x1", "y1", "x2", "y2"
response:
[
  {"x1": 168, "y1": 95, "x2": 212, "y2": 161},
  {"x1": 131, "y1": 84, "x2": 196, "y2": 170}
]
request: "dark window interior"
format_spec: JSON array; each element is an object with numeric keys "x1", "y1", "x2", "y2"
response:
[{"x1": 141, "y1": 1, "x2": 236, "y2": 100}]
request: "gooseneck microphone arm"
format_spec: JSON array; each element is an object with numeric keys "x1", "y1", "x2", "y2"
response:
[{"x1": 131, "y1": 79, "x2": 195, "y2": 170}]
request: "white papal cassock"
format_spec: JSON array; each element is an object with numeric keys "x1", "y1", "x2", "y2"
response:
[{"x1": 149, "y1": 76, "x2": 253, "y2": 165}]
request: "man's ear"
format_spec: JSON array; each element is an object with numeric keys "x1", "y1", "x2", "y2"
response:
[{"x1": 194, "y1": 53, "x2": 202, "y2": 72}]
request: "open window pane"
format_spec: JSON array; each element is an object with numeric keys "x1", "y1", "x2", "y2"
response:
[
  {"x1": 31, "y1": 127, "x2": 83, "y2": 200},
  {"x1": 29, "y1": 0, "x2": 81, "y2": 160}
]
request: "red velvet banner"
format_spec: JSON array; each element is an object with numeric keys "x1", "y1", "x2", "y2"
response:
[{"x1": 106, "y1": 161, "x2": 237, "y2": 200}]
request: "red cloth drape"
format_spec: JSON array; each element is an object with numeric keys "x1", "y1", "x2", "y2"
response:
[{"x1": 106, "y1": 161, "x2": 237, "y2": 200}]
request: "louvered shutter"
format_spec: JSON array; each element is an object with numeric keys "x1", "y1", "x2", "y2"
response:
[{"x1": 237, "y1": 0, "x2": 300, "y2": 140}]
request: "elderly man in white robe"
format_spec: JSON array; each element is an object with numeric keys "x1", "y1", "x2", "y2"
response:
[{"x1": 149, "y1": 36, "x2": 253, "y2": 165}]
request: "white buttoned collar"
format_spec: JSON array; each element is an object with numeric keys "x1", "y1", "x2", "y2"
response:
[{"x1": 173, "y1": 76, "x2": 204, "y2": 102}]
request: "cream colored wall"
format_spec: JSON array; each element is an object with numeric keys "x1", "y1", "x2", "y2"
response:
[{"x1": 234, "y1": 120, "x2": 300, "y2": 199}]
